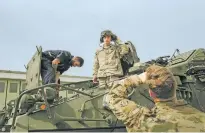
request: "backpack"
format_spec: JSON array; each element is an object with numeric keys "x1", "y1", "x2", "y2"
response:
[{"x1": 120, "y1": 41, "x2": 140, "y2": 75}]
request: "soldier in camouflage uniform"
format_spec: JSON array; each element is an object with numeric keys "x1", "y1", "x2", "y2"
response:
[
  {"x1": 92, "y1": 30, "x2": 129, "y2": 89},
  {"x1": 107, "y1": 65, "x2": 205, "y2": 132}
]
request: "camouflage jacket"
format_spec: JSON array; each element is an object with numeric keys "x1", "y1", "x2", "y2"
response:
[
  {"x1": 93, "y1": 40, "x2": 129, "y2": 78},
  {"x1": 107, "y1": 75, "x2": 205, "y2": 132}
]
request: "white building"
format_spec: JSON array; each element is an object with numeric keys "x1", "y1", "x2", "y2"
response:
[{"x1": 0, "y1": 69, "x2": 92, "y2": 108}]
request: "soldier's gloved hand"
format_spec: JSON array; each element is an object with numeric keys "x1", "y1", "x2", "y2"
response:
[
  {"x1": 93, "y1": 76, "x2": 98, "y2": 83},
  {"x1": 52, "y1": 58, "x2": 60, "y2": 65}
]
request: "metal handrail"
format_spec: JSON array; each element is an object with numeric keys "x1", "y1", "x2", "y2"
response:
[{"x1": 11, "y1": 83, "x2": 94, "y2": 129}]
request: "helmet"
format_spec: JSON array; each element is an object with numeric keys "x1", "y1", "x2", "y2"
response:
[
  {"x1": 100, "y1": 30, "x2": 117, "y2": 43},
  {"x1": 101, "y1": 30, "x2": 113, "y2": 37}
]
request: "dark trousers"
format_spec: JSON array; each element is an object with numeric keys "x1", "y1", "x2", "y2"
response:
[{"x1": 41, "y1": 58, "x2": 56, "y2": 85}]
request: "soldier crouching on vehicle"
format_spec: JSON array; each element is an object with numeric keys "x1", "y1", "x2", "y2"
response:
[
  {"x1": 92, "y1": 30, "x2": 129, "y2": 89},
  {"x1": 107, "y1": 65, "x2": 205, "y2": 132},
  {"x1": 19, "y1": 50, "x2": 84, "y2": 113},
  {"x1": 39, "y1": 50, "x2": 84, "y2": 102},
  {"x1": 41, "y1": 50, "x2": 84, "y2": 84}
]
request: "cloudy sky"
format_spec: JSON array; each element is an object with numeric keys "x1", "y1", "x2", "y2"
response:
[{"x1": 0, "y1": 0, "x2": 205, "y2": 77}]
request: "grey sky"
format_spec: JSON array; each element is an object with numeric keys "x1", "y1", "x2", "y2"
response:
[{"x1": 0, "y1": 0, "x2": 205, "y2": 76}]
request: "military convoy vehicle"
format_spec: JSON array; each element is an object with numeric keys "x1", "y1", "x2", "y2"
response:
[{"x1": 0, "y1": 44, "x2": 205, "y2": 132}]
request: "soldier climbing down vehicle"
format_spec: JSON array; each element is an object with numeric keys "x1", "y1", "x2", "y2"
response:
[
  {"x1": 19, "y1": 49, "x2": 85, "y2": 112},
  {"x1": 41, "y1": 50, "x2": 84, "y2": 85},
  {"x1": 39, "y1": 50, "x2": 84, "y2": 102}
]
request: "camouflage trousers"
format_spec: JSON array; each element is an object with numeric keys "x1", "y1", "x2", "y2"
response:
[{"x1": 98, "y1": 76, "x2": 121, "y2": 109}]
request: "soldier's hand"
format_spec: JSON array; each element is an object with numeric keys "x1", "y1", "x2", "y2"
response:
[
  {"x1": 52, "y1": 58, "x2": 60, "y2": 65},
  {"x1": 93, "y1": 76, "x2": 98, "y2": 83},
  {"x1": 138, "y1": 72, "x2": 147, "y2": 83}
]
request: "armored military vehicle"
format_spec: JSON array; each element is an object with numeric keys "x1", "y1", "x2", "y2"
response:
[{"x1": 0, "y1": 44, "x2": 205, "y2": 132}]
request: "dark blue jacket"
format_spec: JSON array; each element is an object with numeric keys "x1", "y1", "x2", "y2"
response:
[{"x1": 42, "y1": 50, "x2": 73, "y2": 74}]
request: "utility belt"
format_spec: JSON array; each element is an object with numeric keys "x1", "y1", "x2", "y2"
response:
[
  {"x1": 107, "y1": 75, "x2": 121, "y2": 80},
  {"x1": 98, "y1": 76, "x2": 121, "y2": 83}
]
